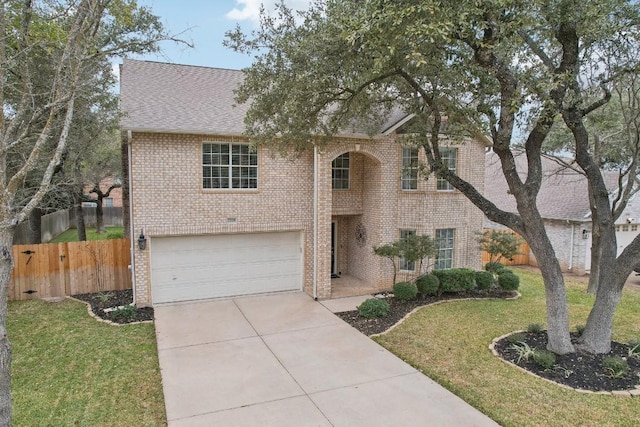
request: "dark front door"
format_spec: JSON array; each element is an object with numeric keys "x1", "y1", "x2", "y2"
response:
[{"x1": 331, "y1": 221, "x2": 337, "y2": 275}]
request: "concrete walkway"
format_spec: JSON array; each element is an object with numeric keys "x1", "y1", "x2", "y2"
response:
[{"x1": 154, "y1": 292, "x2": 499, "y2": 426}]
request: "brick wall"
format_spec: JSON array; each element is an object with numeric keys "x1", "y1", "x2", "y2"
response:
[{"x1": 130, "y1": 132, "x2": 486, "y2": 304}]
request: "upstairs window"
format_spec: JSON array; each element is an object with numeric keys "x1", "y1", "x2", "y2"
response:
[
  {"x1": 332, "y1": 153, "x2": 350, "y2": 189},
  {"x1": 401, "y1": 147, "x2": 419, "y2": 190},
  {"x1": 437, "y1": 148, "x2": 457, "y2": 191},
  {"x1": 203, "y1": 143, "x2": 258, "y2": 189}
]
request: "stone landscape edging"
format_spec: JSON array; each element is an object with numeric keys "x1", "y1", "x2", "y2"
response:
[
  {"x1": 489, "y1": 331, "x2": 640, "y2": 397},
  {"x1": 68, "y1": 296, "x2": 153, "y2": 327}
]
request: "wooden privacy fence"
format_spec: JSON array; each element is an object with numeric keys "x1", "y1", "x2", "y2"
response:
[
  {"x1": 481, "y1": 230, "x2": 531, "y2": 266},
  {"x1": 9, "y1": 239, "x2": 132, "y2": 301}
]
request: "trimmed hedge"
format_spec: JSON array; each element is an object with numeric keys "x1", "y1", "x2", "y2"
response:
[
  {"x1": 485, "y1": 261, "x2": 504, "y2": 273},
  {"x1": 393, "y1": 281, "x2": 418, "y2": 301},
  {"x1": 498, "y1": 272, "x2": 520, "y2": 290},
  {"x1": 475, "y1": 270, "x2": 494, "y2": 290},
  {"x1": 433, "y1": 268, "x2": 476, "y2": 293},
  {"x1": 416, "y1": 273, "x2": 440, "y2": 295},
  {"x1": 357, "y1": 298, "x2": 390, "y2": 318}
]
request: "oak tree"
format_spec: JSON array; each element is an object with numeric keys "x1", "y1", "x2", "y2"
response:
[{"x1": 227, "y1": 0, "x2": 640, "y2": 355}]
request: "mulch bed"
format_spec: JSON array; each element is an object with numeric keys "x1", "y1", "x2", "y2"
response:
[
  {"x1": 336, "y1": 288, "x2": 516, "y2": 336},
  {"x1": 493, "y1": 331, "x2": 640, "y2": 392},
  {"x1": 337, "y1": 288, "x2": 640, "y2": 393},
  {"x1": 72, "y1": 289, "x2": 154, "y2": 324}
]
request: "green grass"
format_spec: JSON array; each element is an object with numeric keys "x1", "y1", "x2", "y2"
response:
[
  {"x1": 49, "y1": 227, "x2": 124, "y2": 243},
  {"x1": 8, "y1": 298, "x2": 166, "y2": 426},
  {"x1": 374, "y1": 268, "x2": 640, "y2": 427}
]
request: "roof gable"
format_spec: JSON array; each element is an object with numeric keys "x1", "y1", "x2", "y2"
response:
[{"x1": 120, "y1": 59, "x2": 248, "y2": 135}]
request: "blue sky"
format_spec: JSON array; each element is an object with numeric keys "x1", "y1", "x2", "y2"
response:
[{"x1": 130, "y1": 0, "x2": 312, "y2": 70}]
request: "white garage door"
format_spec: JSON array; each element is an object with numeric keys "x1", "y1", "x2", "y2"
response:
[{"x1": 150, "y1": 232, "x2": 302, "y2": 304}]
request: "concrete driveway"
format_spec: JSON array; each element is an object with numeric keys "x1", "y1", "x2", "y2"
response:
[{"x1": 154, "y1": 292, "x2": 499, "y2": 426}]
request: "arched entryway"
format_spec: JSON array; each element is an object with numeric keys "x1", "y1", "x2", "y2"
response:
[{"x1": 324, "y1": 145, "x2": 384, "y2": 297}]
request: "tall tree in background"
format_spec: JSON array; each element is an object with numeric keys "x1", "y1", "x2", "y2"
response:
[
  {"x1": 0, "y1": 1, "x2": 176, "y2": 424},
  {"x1": 227, "y1": 0, "x2": 640, "y2": 355},
  {"x1": 84, "y1": 131, "x2": 122, "y2": 235}
]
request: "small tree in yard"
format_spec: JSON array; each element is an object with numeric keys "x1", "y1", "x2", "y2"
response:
[
  {"x1": 478, "y1": 230, "x2": 523, "y2": 264},
  {"x1": 400, "y1": 234, "x2": 438, "y2": 275},
  {"x1": 374, "y1": 234, "x2": 437, "y2": 284},
  {"x1": 373, "y1": 242, "x2": 401, "y2": 285}
]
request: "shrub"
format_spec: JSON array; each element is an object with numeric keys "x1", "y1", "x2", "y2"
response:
[
  {"x1": 496, "y1": 268, "x2": 514, "y2": 276},
  {"x1": 107, "y1": 229, "x2": 124, "y2": 239},
  {"x1": 393, "y1": 281, "x2": 418, "y2": 301},
  {"x1": 485, "y1": 261, "x2": 504, "y2": 273},
  {"x1": 527, "y1": 323, "x2": 544, "y2": 333},
  {"x1": 498, "y1": 272, "x2": 520, "y2": 290},
  {"x1": 506, "y1": 332, "x2": 526, "y2": 345},
  {"x1": 357, "y1": 298, "x2": 390, "y2": 319},
  {"x1": 95, "y1": 291, "x2": 113, "y2": 304},
  {"x1": 533, "y1": 350, "x2": 556, "y2": 369},
  {"x1": 510, "y1": 342, "x2": 535, "y2": 364},
  {"x1": 628, "y1": 339, "x2": 640, "y2": 358},
  {"x1": 475, "y1": 270, "x2": 494, "y2": 290},
  {"x1": 602, "y1": 356, "x2": 628, "y2": 378},
  {"x1": 109, "y1": 305, "x2": 138, "y2": 322},
  {"x1": 433, "y1": 268, "x2": 476, "y2": 293},
  {"x1": 416, "y1": 274, "x2": 440, "y2": 295}
]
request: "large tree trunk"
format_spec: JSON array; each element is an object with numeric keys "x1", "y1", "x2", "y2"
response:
[
  {"x1": 526, "y1": 231, "x2": 575, "y2": 355},
  {"x1": 26, "y1": 208, "x2": 42, "y2": 244},
  {"x1": 580, "y1": 229, "x2": 635, "y2": 353},
  {"x1": 95, "y1": 194, "x2": 105, "y2": 234},
  {"x1": 579, "y1": 282, "x2": 623, "y2": 353},
  {"x1": 73, "y1": 191, "x2": 86, "y2": 242},
  {"x1": 587, "y1": 223, "x2": 600, "y2": 294},
  {"x1": 0, "y1": 225, "x2": 15, "y2": 426},
  {"x1": 121, "y1": 136, "x2": 130, "y2": 239}
]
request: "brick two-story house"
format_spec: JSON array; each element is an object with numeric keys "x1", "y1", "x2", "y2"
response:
[{"x1": 120, "y1": 59, "x2": 487, "y2": 306}]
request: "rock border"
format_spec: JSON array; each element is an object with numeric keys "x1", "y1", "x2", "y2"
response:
[
  {"x1": 370, "y1": 291, "x2": 521, "y2": 338},
  {"x1": 489, "y1": 331, "x2": 640, "y2": 397},
  {"x1": 67, "y1": 296, "x2": 153, "y2": 327}
]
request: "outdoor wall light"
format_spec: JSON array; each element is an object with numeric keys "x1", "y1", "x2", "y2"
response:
[
  {"x1": 582, "y1": 229, "x2": 590, "y2": 240},
  {"x1": 138, "y1": 229, "x2": 147, "y2": 250}
]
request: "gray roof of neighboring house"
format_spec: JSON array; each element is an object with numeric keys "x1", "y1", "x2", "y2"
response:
[
  {"x1": 485, "y1": 151, "x2": 639, "y2": 223},
  {"x1": 120, "y1": 59, "x2": 411, "y2": 137}
]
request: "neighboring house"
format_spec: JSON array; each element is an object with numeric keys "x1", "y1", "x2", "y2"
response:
[
  {"x1": 485, "y1": 151, "x2": 640, "y2": 274},
  {"x1": 120, "y1": 59, "x2": 488, "y2": 306}
]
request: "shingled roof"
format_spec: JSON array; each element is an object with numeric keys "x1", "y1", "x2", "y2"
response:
[
  {"x1": 484, "y1": 151, "x2": 639, "y2": 223},
  {"x1": 120, "y1": 59, "x2": 410, "y2": 137}
]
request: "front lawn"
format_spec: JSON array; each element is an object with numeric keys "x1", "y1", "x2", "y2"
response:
[
  {"x1": 49, "y1": 226, "x2": 124, "y2": 242},
  {"x1": 374, "y1": 268, "x2": 640, "y2": 427},
  {"x1": 8, "y1": 298, "x2": 166, "y2": 426}
]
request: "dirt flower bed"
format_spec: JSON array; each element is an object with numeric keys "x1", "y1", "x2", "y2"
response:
[
  {"x1": 72, "y1": 289, "x2": 154, "y2": 324},
  {"x1": 493, "y1": 331, "x2": 640, "y2": 392},
  {"x1": 336, "y1": 288, "x2": 516, "y2": 336}
]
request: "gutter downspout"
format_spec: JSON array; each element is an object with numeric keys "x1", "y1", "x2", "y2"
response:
[
  {"x1": 127, "y1": 130, "x2": 137, "y2": 305},
  {"x1": 313, "y1": 145, "x2": 318, "y2": 300}
]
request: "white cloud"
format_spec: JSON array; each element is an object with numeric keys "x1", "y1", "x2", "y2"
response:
[{"x1": 225, "y1": 0, "x2": 312, "y2": 24}]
